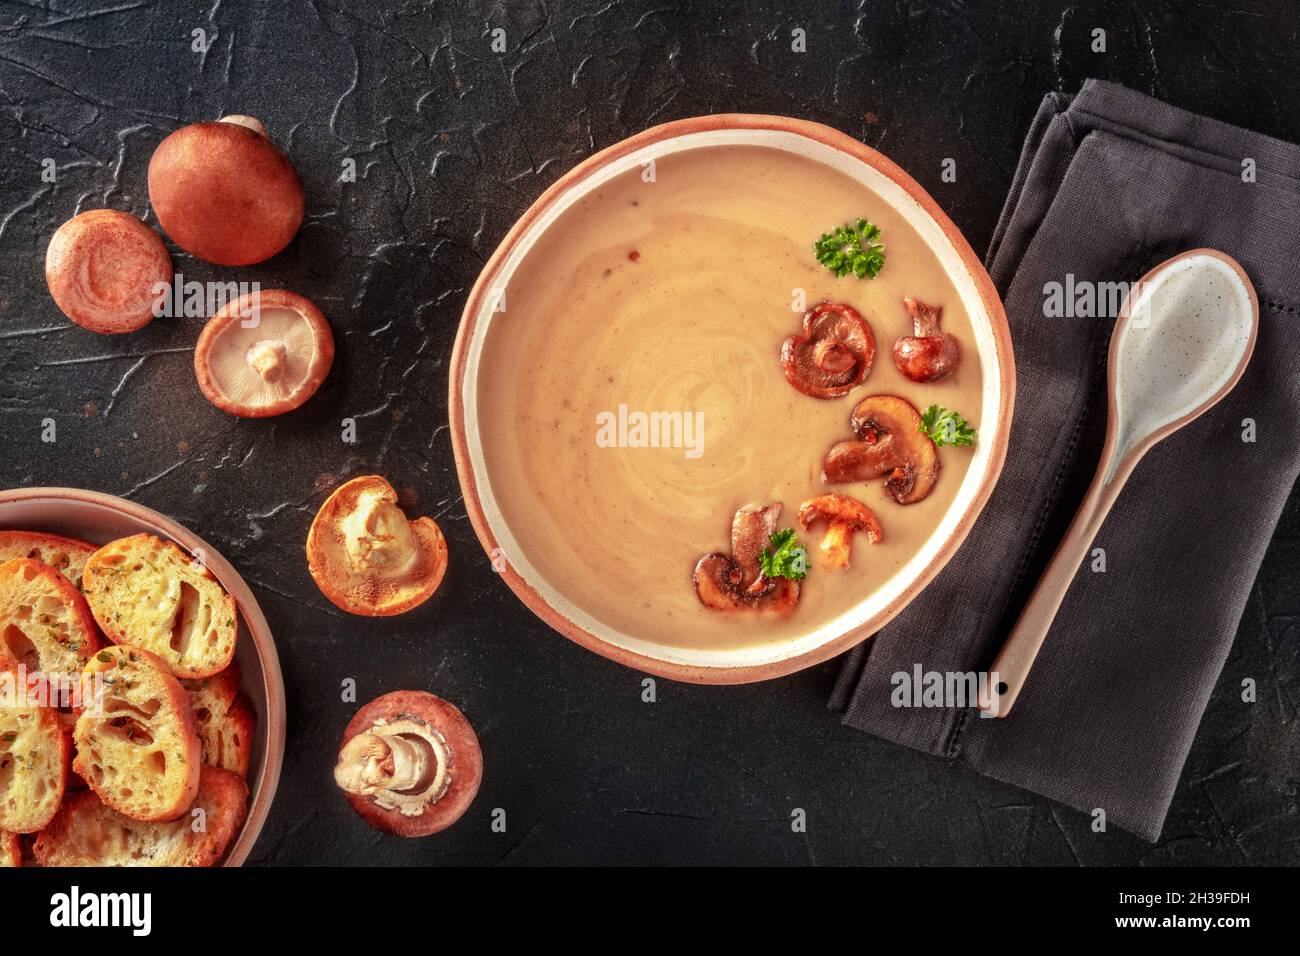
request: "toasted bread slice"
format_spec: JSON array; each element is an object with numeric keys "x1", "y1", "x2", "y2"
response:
[
  {"x1": 0, "y1": 558, "x2": 102, "y2": 682},
  {"x1": 52, "y1": 710, "x2": 87, "y2": 791},
  {"x1": 182, "y1": 659, "x2": 241, "y2": 713},
  {"x1": 183, "y1": 664, "x2": 255, "y2": 777},
  {"x1": 0, "y1": 829, "x2": 18, "y2": 866},
  {"x1": 0, "y1": 530, "x2": 97, "y2": 589},
  {"x1": 82, "y1": 533, "x2": 237, "y2": 679},
  {"x1": 74, "y1": 646, "x2": 201, "y2": 822},
  {"x1": 33, "y1": 766, "x2": 248, "y2": 867},
  {"x1": 0, "y1": 705, "x2": 70, "y2": 833}
]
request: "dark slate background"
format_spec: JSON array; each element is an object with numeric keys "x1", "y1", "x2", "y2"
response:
[{"x1": 0, "y1": 0, "x2": 1295, "y2": 865}]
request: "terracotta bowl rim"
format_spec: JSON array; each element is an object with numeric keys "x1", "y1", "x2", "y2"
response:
[
  {"x1": 448, "y1": 113, "x2": 1016, "y2": 684},
  {"x1": 0, "y1": 485, "x2": 285, "y2": 865}
]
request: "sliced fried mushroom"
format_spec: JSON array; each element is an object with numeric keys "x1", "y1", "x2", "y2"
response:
[
  {"x1": 307, "y1": 475, "x2": 448, "y2": 617},
  {"x1": 148, "y1": 115, "x2": 305, "y2": 266},
  {"x1": 693, "y1": 504, "x2": 800, "y2": 614},
  {"x1": 334, "y1": 691, "x2": 482, "y2": 837},
  {"x1": 893, "y1": 297, "x2": 960, "y2": 383},
  {"x1": 822, "y1": 394, "x2": 939, "y2": 504},
  {"x1": 194, "y1": 289, "x2": 334, "y2": 417},
  {"x1": 44, "y1": 210, "x2": 172, "y2": 334},
  {"x1": 780, "y1": 302, "x2": 875, "y2": 398},
  {"x1": 798, "y1": 494, "x2": 882, "y2": 569}
]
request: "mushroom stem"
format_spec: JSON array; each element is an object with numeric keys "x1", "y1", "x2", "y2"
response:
[
  {"x1": 819, "y1": 522, "x2": 854, "y2": 569},
  {"x1": 905, "y1": 297, "x2": 943, "y2": 337},
  {"x1": 218, "y1": 114, "x2": 268, "y2": 137},
  {"x1": 335, "y1": 724, "x2": 443, "y2": 795},
  {"x1": 246, "y1": 339, "x2": 287, "y2": 381}
]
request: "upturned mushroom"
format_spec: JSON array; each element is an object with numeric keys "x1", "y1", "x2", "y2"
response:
[
  {"x1": 693, "y1": 504, "x2": 800, "y2": 614},
  {"x1": 44, "y1": 210, "x2": 172, "y2": 334},
  {"x1": 334, "y1": 690, "x2": 482, "y2": 837},
  {"x1": 148, "y1": 115, "x2": 305, "y2": 265},
  {"x1": 797, "y1": 494, "x2": 882, "y2": 569},
  {"x1": 780, "y1": 301, "x2": 875, "y2": 398},
  {"x1": 194, "y1": 289, "x2": 334, "y2": 418},
  {"x1": 892, "y1": 297, "x2": 959, "y2": 383},
  {"x1": 822, "y1": 394, "x2": 939, "y2": 504},
  {"x1": 307, "y1": 475, "x2": 448, "y2": 616}
]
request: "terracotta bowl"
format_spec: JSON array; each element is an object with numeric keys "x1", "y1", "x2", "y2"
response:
[
  {"x1": 0, "y1": 487, "x2": 284, "y2": 865},
  {"x1": 449, "y1": 114, "x2": 1015, "y2": 684}
]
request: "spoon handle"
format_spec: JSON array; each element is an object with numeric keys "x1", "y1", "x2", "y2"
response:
[{"x1": 980, "y1": 456, "x2": 1136, "y2": 717}]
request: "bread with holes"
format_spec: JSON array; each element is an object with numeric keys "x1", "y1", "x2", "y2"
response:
[
  {"x1": 183, "y1": 663, "x2": 255, "y2": 776},
  {"x1": 0, "y1": 704, "x2": 70, "y2": 833},
  {"x1": 0, "y1": 530, "x2": 97, "y2": 589},
  {"x1": 0, "y1": 558, "x2": 102, "y2": 682},
  {"x1": 73, "y1": 645, "x2": 201, "y2": 822},
  {"x1": 0, "y1": 828, "x2": 19, "y2": 866},
  {"x1": 33, "y1": 765, "x2": 248, "y2": 867},
  {"x1": 54, "y1": 710, "x2": 87, "y2": 791},
  {"x1": 82, "y1": 533, "x2": 237, "y2": 679}
]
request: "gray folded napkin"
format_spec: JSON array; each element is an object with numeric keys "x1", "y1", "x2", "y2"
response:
[{"x1": 830, "y1": 79, "x2": 1300, "y2": 841}]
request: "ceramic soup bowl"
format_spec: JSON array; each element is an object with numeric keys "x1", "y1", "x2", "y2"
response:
[{"x1": 450, "y1": 114, "x2": 1014, "y2": 683}]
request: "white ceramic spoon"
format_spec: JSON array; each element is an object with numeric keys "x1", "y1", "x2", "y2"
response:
[{"x1": 980, "y1": 248, "x2": 1259, "y2": 718}]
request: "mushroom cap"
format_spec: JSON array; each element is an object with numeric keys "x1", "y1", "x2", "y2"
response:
[
  {"x1": 823, "y1": 394, "x2": 939, "y2": 504},
  {"x1": 781, "y1": 301, "x2": 875, "y2": 399},
  {"x1": 148, "y1": 118, "x2": 304, "y2": 266},
  {"x1": 307, "y1": 475, "x2": 448, "y2": 617},
  {"x1": 194, "y1": 289, "x2": 334, "y2": 418},
  {"x1": 44, "y1": 210, "x2": 172, "y2": 334},
  {"x1": 798, "y1": 494, "x2": 883, "y2": 541},
  {"x1": 337, "y1": 691, "x2": 482, "y2": 838},
  {"x1": 893, "y1": 297, "x2": 959, "y2": 383}
]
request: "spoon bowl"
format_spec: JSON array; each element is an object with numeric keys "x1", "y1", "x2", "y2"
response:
[{"x1": 981, "y1": 248, "x2": 1258, "y2": 717}]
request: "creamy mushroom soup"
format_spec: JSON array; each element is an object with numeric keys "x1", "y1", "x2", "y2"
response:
[{"x1": 477, "y1": 145, "x2": 983, "y2": 650}]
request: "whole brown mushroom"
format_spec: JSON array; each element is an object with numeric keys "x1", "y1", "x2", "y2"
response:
[
  {"x1": 194, "y1": 289, "x2": 334, "y2": 418},
  {"x1": 148, "y1": 115, "x2": 305, "y2": 266},
  {"x1": 892, "y1": 297, "x2": 959, "y2": 383},
  {"x1": 693, "y1": 504, "x2": 800, "y2": 614},
  {"x1": 44, "y1": 210, "x2": 172, "y2": 334},
  {"x1": 334, "y1": 691, "x2": 482, "y2": 838}
]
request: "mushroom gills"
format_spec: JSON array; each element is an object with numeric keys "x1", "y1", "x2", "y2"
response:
[
  {"x1": 203, "y1": 306, "x2": 322, "y2": 406},
  {"x1": 781, "y1": 302, "x2": 875, "y2": 399}
]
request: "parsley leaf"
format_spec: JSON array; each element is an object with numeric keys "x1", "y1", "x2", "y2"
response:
[
  {"x1": 813, "y1": 218, "x2": 886, "y2": 279},
  {"x1": 759, "y1": 529, "x2": 808, "y2": 581},
  {"x1": 918, "y1": 405, "x2": 977, "y2": 447}
]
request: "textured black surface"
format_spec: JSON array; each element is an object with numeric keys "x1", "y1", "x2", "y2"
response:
[{"x1": 0, "y1": 0, "x2": 1296, "y2": 865}]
